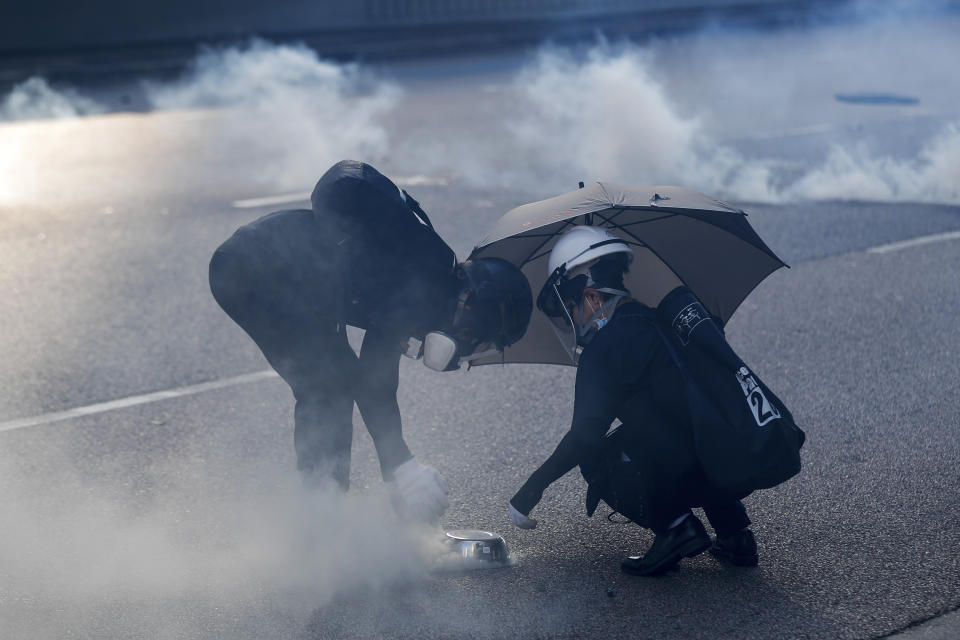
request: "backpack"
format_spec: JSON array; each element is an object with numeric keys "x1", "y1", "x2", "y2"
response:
[{"x1": 654, "y1": 286, "x2": 806, "y2": 495}]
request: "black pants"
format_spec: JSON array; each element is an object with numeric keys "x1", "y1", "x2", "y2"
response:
[
  {"x1": 209, "y1": 248, "x2": 357, "y2": 489},
  {"x1": 584, "y1": 426, "x2": 751, "y2": 537}
]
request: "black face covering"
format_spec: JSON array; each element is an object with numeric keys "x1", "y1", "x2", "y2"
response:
[
  {"x1": 461, "y1": 296, "x2": 500, "y2": 343},
  {"x1": 422, "y1": 290, "x2": 499, "y2": 371},
  {"x1": 449, "y1": 288, "x2": 500, "y2": 349}
]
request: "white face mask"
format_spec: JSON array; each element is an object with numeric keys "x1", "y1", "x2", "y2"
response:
[
  {"x1": 422, "y1": 331, "x2": 459, "y2": 371},
  {"x1": 422, "y1": 332, "x2": 502, "y2": 371}
]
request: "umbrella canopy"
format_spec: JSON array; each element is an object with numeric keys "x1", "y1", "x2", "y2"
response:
[{"x1": 467, "y1": 182, "x2": 787, "y2": 366}]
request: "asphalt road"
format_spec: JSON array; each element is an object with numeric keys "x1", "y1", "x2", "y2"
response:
[{"x1": 1, "y1": 49, "x2": 959, "y2": 640}]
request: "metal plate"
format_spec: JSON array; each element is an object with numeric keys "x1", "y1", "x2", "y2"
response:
[{"x1": 439, "y1": 529, "x2": 512, "y2": 570}]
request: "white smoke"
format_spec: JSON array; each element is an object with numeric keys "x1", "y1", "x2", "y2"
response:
[
  {"x1": 508, "y1": 45, "x2": 700, "y2": 185},
  {"x1": 142, "y1": 39, "x2": 401, "y2": 191},
  {"x1": 0, "y1": 441, "x2": 443, "y2": 640},
  {"x1": 491, "y1": 42, "x2": 780, "y2": 201},
  {"x1": 4, "y1": 9, "x2": 958, "y2": 204},
  {"x1": 0, "y1": 40, "x2": 402, "y2": 204},
  {"x1": 450, "y1": 7, "x2": 960, "y2": 203},
  {"x1": 0, "y1": 77, "x2": 105, "y2": 121},
  {"x1": 787, "y1": 127, "x2": 960, "y2": 203}
]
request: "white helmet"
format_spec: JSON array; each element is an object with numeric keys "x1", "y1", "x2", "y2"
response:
[
  {"x1": 546, "y1": 225, "x2": 633, "y2": 278},
  {"x1": 537, "y1": 226, "x2": 634, "y2": 363}
]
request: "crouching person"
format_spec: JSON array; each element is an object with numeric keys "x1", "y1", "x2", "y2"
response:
[{"x1": 507, "y1": 226, "x2": 757, "y2": 575}]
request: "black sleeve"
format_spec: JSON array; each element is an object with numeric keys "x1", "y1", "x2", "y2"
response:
[
  {"x1": 510, "y1": 317, "x2": 663, "y2": 515},
  {"x1": 355, "y1": 327, "x2": 413, "y2": 479},
  {"x1": 510, "y1": 344, "x2": 624, "y2": 514},
  {"x1": 510, "y1": 429, "x2": 583, "y2": 514}
]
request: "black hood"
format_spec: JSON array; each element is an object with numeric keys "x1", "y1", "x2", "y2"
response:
[{"x1": 311, "y1": 160, "x2": 406, "y2": 224}]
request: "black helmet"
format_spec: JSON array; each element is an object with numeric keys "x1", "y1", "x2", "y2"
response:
[{"x1": 453, "y1": 257, "x2": 533, "y2": 350}]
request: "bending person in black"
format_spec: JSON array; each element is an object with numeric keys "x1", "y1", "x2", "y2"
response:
[
  {"x1": 508, "y1": 226, "x2": 757, "y2": 575},
  {"x1": 210, "y1": 160, "x2": 532, "y2": 523}
]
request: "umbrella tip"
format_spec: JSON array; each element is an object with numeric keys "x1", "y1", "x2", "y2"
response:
[{"x1": 578, "y1": 181, "x2": 585, "y2": 189}]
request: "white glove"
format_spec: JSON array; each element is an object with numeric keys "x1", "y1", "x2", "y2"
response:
[
  {"x1": 508, "y1": 502, "x2": 538, "y2": 530},
  {"x1": 390, "y1": 458, "x2": 449, "y2": 524}
]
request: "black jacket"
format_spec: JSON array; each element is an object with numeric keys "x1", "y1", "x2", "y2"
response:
[
  {"x1": 214, "y1": 161, "x2": 460, "y2": 476},
  {"x1": 221, "y1": 161, "x2": 460, "y2": 339},
  {"x1": 511, "y1": 301, "x2": 693, "y2": 514}
]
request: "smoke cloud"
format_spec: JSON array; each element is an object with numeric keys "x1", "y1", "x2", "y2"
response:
[
  {"x1": 142, "y1": 39, "x2": 401, "y2": 191},
  {"x1": 786, "y1": 128, "x2": 960, "y2": 202},
  {"x1": 0, "y1": 438, "x2": 445, "y2": 640},
  {"x1": 0, "y1": 77, "x2": 105, "y2": 121},
  {"x1": 489, "y1": 43, "x2": 776, "y2": 200},
  {"x1": 424, "y1": 5, "x2": 960, "y2": 203},
  {"x1": 3, "y1": 7, "x2": 957, "y2": 203}
]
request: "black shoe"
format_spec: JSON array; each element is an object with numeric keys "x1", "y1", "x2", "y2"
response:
[
  {"x1": 709, "y1": 529, "x2": 759, "y2": 567},
  {"x1": 621, "y1": 515, "x2": 711, "y2": 576}
]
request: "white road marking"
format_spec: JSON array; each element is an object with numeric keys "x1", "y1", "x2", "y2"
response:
[
  {"x1": 230, "y1": 175, "x2": 452, "y2": 209},
  {"x1": 0, "y1": 370, "x2": 279, "y2": 434},
  {"x1": 393, "y1": 174, "x2": 453, "y2": 187},
  {"x1": 866, "y1": 230, "x2": 960, "y2": 254},
  {"x1": 232, "y1": 192, "x2": 310, "y2": 209}
]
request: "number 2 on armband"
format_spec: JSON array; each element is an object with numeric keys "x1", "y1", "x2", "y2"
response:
[
  {"x1": 736, "y1": 366, "x2": 781, "y2": 427},
  {"x1": 749, "y1": 389, "x2": 779, "y2": 426}
]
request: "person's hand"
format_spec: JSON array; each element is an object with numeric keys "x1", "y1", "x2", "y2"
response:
[
  {"x1": 389, "y1": 458, "x2": 449, "y2": 524},
  {"x1": 400, "y1": 336, "x2": 423, "y2": 359},
  {"x1": 508, "y1": 502, "x2": 538, "y2": 530}
]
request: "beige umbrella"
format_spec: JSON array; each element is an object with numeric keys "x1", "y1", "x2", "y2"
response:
[{"x1": 468, "y1": 182, "x2": 787, "y2": 365}]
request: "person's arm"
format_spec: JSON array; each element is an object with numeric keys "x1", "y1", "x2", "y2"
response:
[
  {"x1": 357, "y1": 327, "x2": 449, "y2": 524},
  {"x1": 510, "y1": 430, "x2": 583, "y2": 515},
  {"x1": 509, "y1": 345, "x2": 623, "y2": 517},
  {"x1": 355, "y1": 327, "x2": 412, "y2": 478}
]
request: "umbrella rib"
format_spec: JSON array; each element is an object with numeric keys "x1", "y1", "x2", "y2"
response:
[
  {"x1": 520, "y1": 219, "x2": 579, "y2": 268},
  {"x1": 615, "y1": 209, "x2": 785, "y2": 266},
  {"x1": 528, "y1": 248, "x2": 555, "y2": 263},
  {"x1": 521, "y1": 210, "x2": 669, "y2": 265},
  {"x1": 594, "y1": 207, "x2": 627, "y2": 227},
  {"x1": 614, "y1": 213, "x2": 679, "y2": 228},
  {"x1": 503, "y1": 232, "x2": 559, "y2": 239}
]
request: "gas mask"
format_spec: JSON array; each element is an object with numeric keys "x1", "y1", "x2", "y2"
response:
[
  {"x1": 422, "y1": 331, "x2": 460, "y2": 371},
  {"x1": 422, "y1": 331, "x2": 499, "y2": 371},
  {"x1": 422, "y1": 288, "x2": 500, "y2": 372}
]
